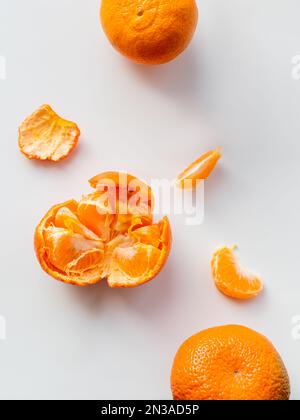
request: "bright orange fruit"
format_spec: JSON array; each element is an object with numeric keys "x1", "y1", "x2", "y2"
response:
[
  {"x1": 176, "y1": 148, "x2": 222, "y2": 189},
  {"x1": 171, "y1": 325, "x2": 290, "y2": 400},
  {"x1": 18, "y1": 105, "x2": 80, "y2": 162},
  {"x1": 35, "y1": 172, "x2": 172, "y2": 287},
  {"x1": 100, "y1": 0, "x2": 198, "y2": 65},
  {"x1": 211, "y1": 246, "x2": 263, "y2": 300}
]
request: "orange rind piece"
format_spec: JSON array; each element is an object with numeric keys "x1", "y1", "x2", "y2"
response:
[
  {"x1": 18, "y1": 104, "x2": 80, "y2": 162},
  {"x1": 35, "y1": 172, "x2": 172, "y2": 287},
  {"x1": 176, "y1": 148, "x2": 222, "y2": 189},
  {"x1": 211, "y1": 246, "x2": 263, "y2": 300}
]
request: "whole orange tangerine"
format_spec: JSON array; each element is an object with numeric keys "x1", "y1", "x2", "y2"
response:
[
  {"x1": 100, "y1": 0, "x2": 198, "y2": 65},
  {"x1": 171, "y1": 325, "x2": 290, "y2": 400}
]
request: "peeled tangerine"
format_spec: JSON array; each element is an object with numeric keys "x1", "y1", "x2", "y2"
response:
[
  {"x1": 18, "y1": 105, "x2": 80, "y2": 162},
  {"x1": 176, "y1": 148, "x2": 222, "y2": 189},
  {"x1": 211, "y1": 246, "x2": 263, "y2": 300},
  {"x1": 35, "y1": 172, "x2": 172, "y2": 287}
]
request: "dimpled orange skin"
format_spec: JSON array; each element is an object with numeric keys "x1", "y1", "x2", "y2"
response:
[
  {"x1": 100, "y1": 0, "x2": 198, "y2": 65},
  {"x1": 171, "y1": 325, "x2": 290, "y2": 401}
]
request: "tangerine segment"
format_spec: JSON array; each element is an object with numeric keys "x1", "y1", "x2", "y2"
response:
[
  {"x1": 176, "y1": 148, "x2": 222, "y2": 189},
  {"x1": 35, "y1": 173, "x2": 172, "y2": 287},
  {"x1": 77, "y1": 192, "x2": 115, "y2": 242},
  {"x1": 108, "y1": 217, "x2": 171, "y2": 288},
  {"x1": 44, "y1": 227, "x2": 104, "y2": 275},
  {"x1": 89, "y1": 171, "x2": 154, "y2": 214},
  {"x1": 130, "y1": 224, "x2": 161, "y2": 248},
  {"x1": 35, "y1": 200, "x2": 103, "y2": 286},
  {"x1": 19, "y1": 104, "x2": 80, "y2": 162},
  {"x1": 55, "y1": 207, "x2": 100, "y2": 240},
  {"x1": 211, "y1": 246, "x2": 263, "y2": 300},
  {"x1": 171, "y1": 325, "x2": 290, "y2": 400},
  {"x1": 78, "y1": 172, "x2": 154, "y2": 241}
]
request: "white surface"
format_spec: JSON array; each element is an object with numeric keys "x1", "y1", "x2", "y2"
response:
[{"x1": 0, "y1": 0, "x2": 299, "y2": 400}]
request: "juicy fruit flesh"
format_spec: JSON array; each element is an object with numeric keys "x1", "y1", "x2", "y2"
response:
[
  {"x1": 176, "y1": 148, "x2": 222, "y2": 189},
  {"x1": 43, "y1": 205, "x2": 163, "y2": 285},
  {"x1": 44, "y1": 226, "x2": 104, "y2": 275},
  {"x1": 113, "y1": 243, "x2": 161, "y2": 280},
  {"x1": 36, "y1": 173, "x2": 171, "y2": 287},
  {"x1": 211, "y1": 246, "x2": 263, "y2": 300}
]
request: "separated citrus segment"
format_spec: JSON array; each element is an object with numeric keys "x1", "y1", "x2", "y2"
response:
[
  {"x1": 130, "y1": 224, "x2": 161, "y2": 248},
  {"x1": 35, "y1": 172, "x2": 172, "y2": 287},
  {"x1": 176, "y1": 148, "x2": 222, "y2": 189},
  {"x1": 171, "y1": 325, "x2": 290, "y2": 400},
  {"x1": 100, "y1": 0, "x2": 198, "y2": 65},
  {"x1": 43, "y1": 226, "x2": 104, "y2": 275},
  {"x1": 19, "y1": 104, "x2": 80, "y2": 162},
  {"x1": 35, "y1": 200, "x2": 103, "y2": 286},
  {"x1": 108, "y1": 217, "x2": 171, "y2": 287},
  {"x1": 77, "y1": 192, "x2": 115, "y2": 242},
  {"x1": 211, "y1": 246, "x2": 263, "y2": 300},
  {"x1": 55, "y1": 207, "x2": 100, "y2": 240}
]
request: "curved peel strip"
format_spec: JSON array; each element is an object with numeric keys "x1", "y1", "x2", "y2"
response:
[
  {"x1": 35, "y1": 173, "x2": 172, "y2": 287},
  {"x1": 176, "y1": 148, "x2": 222, "y2": 189},
  {"x1": 19, "y1": 104, "x2": 80, "y2": 162},
  {"x1": 211, "y1": 246, "x2": 263, "y2": 300}
]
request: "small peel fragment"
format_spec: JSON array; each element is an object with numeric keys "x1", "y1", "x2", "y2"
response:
[
  {"x1": 18, "y1": 104, "x2": 80, "y2": 162},
  {"x1": 176, "y1": 148, "x2": 222, "y2": 189}
]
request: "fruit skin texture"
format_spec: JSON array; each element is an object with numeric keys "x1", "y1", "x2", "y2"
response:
[
  {"x1": 211, "y1": 246, "x2": 263, "y2": 300},
  {"x1": 18, "y1": 105, "x2": 80, "y2": 162},
  {"x1": 171, "y1": 325, "x2": 290, "y2": 401},
  {"x1": 100, "y1": 0, "x2": 198, "y2": 65}
]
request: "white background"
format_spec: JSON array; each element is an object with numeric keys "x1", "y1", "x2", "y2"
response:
[{"x1": 0, "y1": 0, "x2": 299, "y2": 400}]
